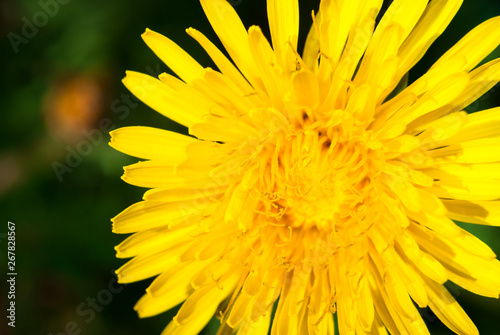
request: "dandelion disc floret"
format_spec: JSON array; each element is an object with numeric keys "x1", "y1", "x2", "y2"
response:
[{"x1": 111, "y1": 0, "x2": 500, "y2": 334}]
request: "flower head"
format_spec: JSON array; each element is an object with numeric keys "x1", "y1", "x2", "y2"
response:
[{"x1": 111, "y1": 0, "x2": 500, "y2": 334}]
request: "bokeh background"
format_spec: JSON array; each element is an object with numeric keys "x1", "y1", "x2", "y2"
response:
[{"x1": 1, "y1": 0, "x2": 500, "y2": 334}]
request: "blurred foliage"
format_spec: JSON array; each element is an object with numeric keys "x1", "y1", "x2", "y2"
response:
[{"x1": 0, "y1": 0, "x2": 499, "y2": 334}]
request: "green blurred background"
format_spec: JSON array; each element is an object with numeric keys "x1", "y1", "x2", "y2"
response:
[{"x1": 1, "y1": 0, "x2": 499, "y2": 334}]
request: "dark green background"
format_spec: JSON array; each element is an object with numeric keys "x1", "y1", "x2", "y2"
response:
[{"x1": 1, "y1": 0, "x2": 499, "y2": 334}]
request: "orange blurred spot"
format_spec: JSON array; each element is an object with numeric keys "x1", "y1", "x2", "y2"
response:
[{"x1": 44, "y1": 74, "x2": 107, "y2": 145}]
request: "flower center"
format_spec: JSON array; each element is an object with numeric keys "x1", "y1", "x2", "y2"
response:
[{"x1": 258, "y1": 115, "x2": 386, "y2": 247}]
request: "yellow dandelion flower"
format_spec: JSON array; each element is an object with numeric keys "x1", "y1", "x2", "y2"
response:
[{"x1": 110, "y1": 0, "x2": 500, "y2": 334}]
